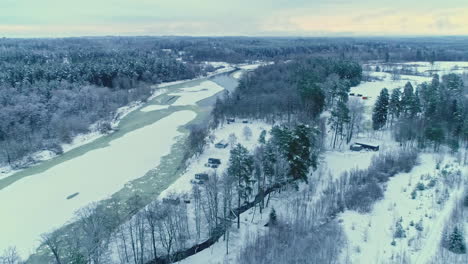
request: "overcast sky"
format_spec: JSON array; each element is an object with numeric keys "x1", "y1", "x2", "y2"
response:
[{"x1": 1, "y1": 0, "x2": 468, "y2": 37}]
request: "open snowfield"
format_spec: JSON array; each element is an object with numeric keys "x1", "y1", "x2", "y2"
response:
[
  {"x1": 400, "y1": 61, "x2": 468, "y2": 76},
  {"x1": 339, "y1": 153, "x2": 466, "y2": 264},
  {"x1": 169, "y1": 81, "x2": 224, "y2": 106},
  {"x1": 161, "y1": 120, "x2": 270, "y2": 197},
  {"x1": 0, "y1": 111, "x2": 196, "y2": 257},
  {"x1": 351, "y1": 72, "x2": 432, "y2": 108}
]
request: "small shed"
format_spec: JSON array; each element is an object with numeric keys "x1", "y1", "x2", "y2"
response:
[
  {"x1": 163, "y1": 197, "x2": 181, "y2": 205},
  {"x1": 208, "y1": 158, "x2": 221, "y2": 165},
  {"x1": 195, "y1": 173, "x2": 209, "y2": 181},
  {"x1": 215, "y1": 141, "x2": 229, "y2": 149},
  {"x1": 355, "y1": 142, "x2": 380, "y2": 151}
]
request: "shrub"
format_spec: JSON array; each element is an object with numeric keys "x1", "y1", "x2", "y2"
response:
[
  {"x1": 394, "y1": 218, "x2": 406, "y2": 239},
  {"x1": 415, "y1": 222, "x2": 423, "y2": 232},
  {"x1": 416, "y1": 182, "x2": 425, "y2": 191},
  {"x1": 345, "y1": 180, "x2": 383, "y2": 213}
]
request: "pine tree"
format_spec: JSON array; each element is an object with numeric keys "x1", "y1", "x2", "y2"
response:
[
  {"x1": 448, "y1": 227, "x2": 466, "y2": 254},
  {"x1": 401, "y1": 82, "x2": 414, "y2": 116},
  {"x1": 388, "y1": 88, "x2": 401, "y2": 124},
  {"x1": 372, "y1": 88, "x2": 390, "y2": 130},
  {"x1": 228, "y1": 143, "x2": 254, "y2": 229},
  {"x1": 289, "y1": 124, "x2": 313, "y2": 183},
  {"x1": 258, "y1": 130, "x2": 267, "y2": 144}
]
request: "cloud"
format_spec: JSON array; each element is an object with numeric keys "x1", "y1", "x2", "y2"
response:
[{"x1": 1, "y1": 0, "x2": 468, "y2": 37}]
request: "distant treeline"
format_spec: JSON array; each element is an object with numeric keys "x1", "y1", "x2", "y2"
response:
[{"x1": 175, "y1": 37, "x2": 468, "y2": 63}]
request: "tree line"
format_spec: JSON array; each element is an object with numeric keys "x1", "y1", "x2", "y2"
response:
[{"x1": 372, "y1": 74, "x2": 468, "y2": 151}]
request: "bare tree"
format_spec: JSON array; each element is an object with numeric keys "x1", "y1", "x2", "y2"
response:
[
  {"x1": 243, "y1": 126, "x2": 253, "y2": 141},
  {"x1": 201, "y1": 171, "x2": 220, "y2": 234},
  {"x1": 0, "y1": 247, "x2": 21, "y2": 264},
  {"x1": 221, "y1": 172, "x2": 235, "y2": 254},
  {"x1": 41, "y1": 231, "x2": 63, "y2": 264},
  {"x1": 144, "y1": 201, "x2": 162, "y2": 260},
  {"x1": 228, "y1": 133, "x2": 237, "y2": 148},
  {"x1": 192, "y1": 184, "x2": 203, "y2": 243},
  {"x1": 346, "y1": 97, "x2": 365, "y2": 143},
  {"x1": 75, "y1": 203, "x2": 112, "y2": 264}
]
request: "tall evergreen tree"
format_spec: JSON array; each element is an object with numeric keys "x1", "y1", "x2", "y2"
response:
[
  {"x1": 228, "y1": 144, "x2": 254, "y2": 229},
  {"x1": 388, "y1": 88, "x2": 402, "y2": 124},
  {"x1": 447, "y1": 227, "x2": 466, "y2": 254},
  {"x1": 372, "y1": 88, "x2": 390, "y2": 130},
  {"x1": 401, "y1": 82, "x2": 415, "y2": 116}
]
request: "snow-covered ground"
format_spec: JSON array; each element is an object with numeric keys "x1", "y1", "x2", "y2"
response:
[
  {"x1": 339, "y1": 154, "x2": 466, "y2": 264},
  {"x1": 0, "y1": 110, "x2": 196, "y2": 258},
  {"x1": 351, "y1": 72, "x2": 432, "y2": 108},
  {"x1": 399, "y1": 61, "x2": 468, "y2": 76},
  {"x1": 161, "y1": 121, "x2": 270, "y2": 197},
  {"x1": 175, "y1": 61, "x2": 468, "y2": 264}
]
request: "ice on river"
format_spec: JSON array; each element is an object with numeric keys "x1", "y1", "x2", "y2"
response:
[
  {"x1": 169, "y1": 81, "x2": 224, "y2": 106},
  {"x1": 0, "y1": 110, "x2": 197, "y2": 258},
  {"x1": 140, "y1": 104, "x2": 170, "y2": 112}
]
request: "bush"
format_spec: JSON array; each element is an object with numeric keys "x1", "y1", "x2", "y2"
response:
[
  {"x1": 415, "y1": 220, "x2": 423, "y2": 232},
  {"x1": 416, "y1": 182, "x2": 425, "y2": 191},
  {"x1": 343, "y1": 149, "x2": 419, "y2": 213},
  {"x1": 464, "y1": 194, "x2": 468, "y2": 207},
  {"x1": 394, "y1": 218, "x2": 406, "y2": 239},
  {"x1": 345, "y1": 180, "x2": 383, "y2": 213}
]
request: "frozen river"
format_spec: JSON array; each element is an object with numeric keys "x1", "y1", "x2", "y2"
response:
[{"x1": 0, "y1": 73, "x2": 239, "y2": 258}]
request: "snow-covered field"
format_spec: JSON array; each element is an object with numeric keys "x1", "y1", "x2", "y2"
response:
[
  {"x1": 0, "y1": 110, "x2": 196, "y2": 257},
  {"x1": 161, "y1": 121, "x2": 270, "y2": 197},
  {"x1": 339, "y1": 154, "x2": 466, "y2": 264},
  {"x1": 399, "y1": 61, "x2": 468, "y2": 76}
]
